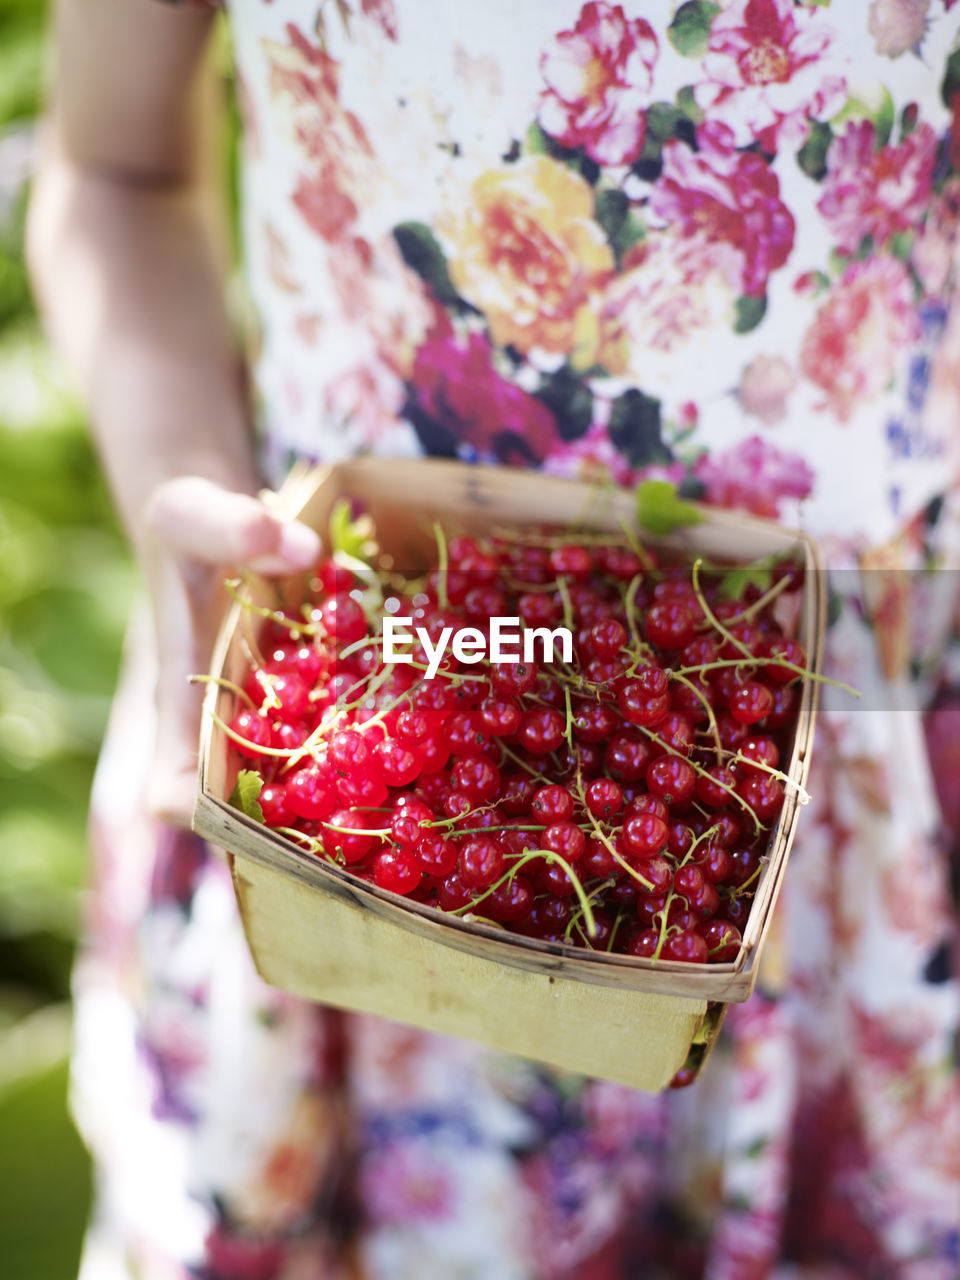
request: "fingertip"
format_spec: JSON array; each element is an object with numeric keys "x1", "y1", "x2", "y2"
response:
[{"x1": 277, "y1": 519, "x2": 322, "y2": 569}]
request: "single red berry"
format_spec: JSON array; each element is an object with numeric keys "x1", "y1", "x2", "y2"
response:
[
  {"x1": 486, "y1": 875, "x2": 534, "y2": 922},
  {"x1": 491, "y1": 660, "x2": 538, "y2": 697},
  {"x1": 604, "y1": 730, "x2": 652, "y2": 782},
  {"x1": 762, "y1": 636, "x2": 805, "y2": 684},
  {"x1": 286, "y1": 764, "x2": 336, "y2": 821},
  {"x1": 627, "y1": 929, "x2": 661, "y2": 958},
  {"x1": 499, "y1": 774, "x2": 537, "y2": 816},
  {"x1": 229, "y1": 709, "x2": 275, "y2": 758},
  {"x1": 646, "y1": 755, "x2": 696, "y2": 805},
  {"x1": 437, "y1": 870, "x2": 472, "y2": 911},
  {"x1": 636, "y1": 855, "x2": 672, "y2": 897},
  {"x1": 662, "y1": 930, "x2": 709, "y2": 964},
  {"x1": 549, "y1": 544, "x2": 593, "y2": 580},
  {"x1": 584, "y1": 777, "x2": 623, "y2": 819},
  {"x1": 572, "y1": 700, "x2": 620, "y2": 743},
  {"x1": 322, "y1": 809, "x2": 377, "y2": 864},
  {"x1": 697, "y1": 764, "x2": 737, "y2": 808},
  {"x1": 258, "y1": 782, "x2": 294, "y2": 827},
  {"x1": 673, "y1": 864, "x2": 705, "y2": 901},
  {"x1": 459, "y1": 836, "x2": 504, "y2": 889},
  {"x1": 645, "y1": 600, "x2": 696, "y2": 650},
  {"x1": 739, "y1": 735, "x2": 780, "y2": 775},
  {"x1": 414, "y1": 831, "x2": 458, "y2": 878},
  {"x1": 584, "y1": 618, "x2": 627, "y2": 660},
  {"x1": 531, "y1": 785, "x2": 575, "y2": 824},
  {"x1": 582, "y1": 836, "x2": 617, "y2": 878},
  {"x1": 517, "y1": 707, "x2": 566, "y2": 755},
  {"x1": 451, "y1": 755, "x2": 501, "y2": 804},
  {"x1": 727, "y1": 847, "x2": 760, "y2": 888},
  {"x1": 375, "y1": 739, "x2": 423, "y2": 787},
  {"x1": 373, "y1": 848, "x2": 421, "y2": 895},
  {"x1": 729, "y1": 680, "x2": 775, "y2": 726},
  {"x1": 541, "y1": 821, "x2": 586, "y2": 864},
  {"x1": 700, "y1": 919, "x2": 743, "y2": 961},
  {"x1": 478, "y1": 696, "x2": 522, "y2": 737},
  {"x1": 320, "y1": 594, "x2": 367, "y2": 645},
  {"x1": 737, "y1": 773, "x2": 784, "y2": 822},
  {"x1": 627, "y1": 794, "x2": 669, "y2": 822},
  {"x1": 621, "y1": 813, "x2": 668, "y2": 860}
]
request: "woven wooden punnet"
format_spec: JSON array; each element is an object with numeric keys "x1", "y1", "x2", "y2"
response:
[{"x1": 193, "y1": 459, "x2": 825, "y2": 1092}]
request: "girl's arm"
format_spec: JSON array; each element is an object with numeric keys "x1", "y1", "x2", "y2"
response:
[{"x1": 27, "y1": 0, "x2": 320, "y2": 825}]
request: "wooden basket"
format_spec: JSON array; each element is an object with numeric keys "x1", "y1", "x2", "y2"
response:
[{"x1": 193, "y1": 459, "x2": 825, "y2": 1092}]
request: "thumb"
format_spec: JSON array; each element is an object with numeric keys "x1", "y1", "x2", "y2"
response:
[{"x1": 145, "y1": 476, "x2": 321, "y2": 572}]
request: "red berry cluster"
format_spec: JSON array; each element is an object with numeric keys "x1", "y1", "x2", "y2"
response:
[{"x1": 223, "y1": 528, "x2": 807, "y2": 967}]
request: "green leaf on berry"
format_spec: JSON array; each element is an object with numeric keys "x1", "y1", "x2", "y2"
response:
[
  {"x1": 635, "y1": 480, "x2": 704, "y2": 537},
  {"x1": 668, "y1": 1, "x2": 720, "y2": 58},
  {"x1": 329, "y1": 498, "x2": 375, "y2": 563},
  {"x1": 228, "y1": 770, "x2": 265, "y2": 824},
  {"x1": 717, "y1": 561, "x2": 775, "y2": 601}
]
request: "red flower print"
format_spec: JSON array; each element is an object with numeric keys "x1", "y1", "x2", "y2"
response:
[
  {"x1": 360, "y1": 0, "x2": 398, "y2": 41},
  {"x1": 694, "y1": 0, "x2": 845, "y2": 150},
  {"x1": 408, "y1": 333, "x2": 559, "y2": 465},
  {"x1": 538, "y1": 1, "x2": 658, "y2": 166},
  {"x1": 799, "y1": 257, "x2": 919, "y2": 421},
  {"x1": 817, "y1": 119, "x2": 938, "y2": 256},
  {"x1": 649, "y1": 121, "x2": 795, "y2": 296},
  {"x1": 694, "y1": 434, "x2": 814, "y2": 518}
]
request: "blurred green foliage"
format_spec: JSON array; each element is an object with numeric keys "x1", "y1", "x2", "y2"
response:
[{"x1": 0, "y1": 0, "x2": 129, "y2": 1273}]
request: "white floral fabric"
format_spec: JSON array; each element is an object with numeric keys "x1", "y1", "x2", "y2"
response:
[{"x1": 74, "y1": 3, "x2": 960, "y2": 1279}]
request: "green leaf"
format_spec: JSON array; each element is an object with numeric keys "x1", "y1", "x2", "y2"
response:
[
  {"x1": 593, "y1": 188, "x2": 644, "y2": 265},
  {"x1": 668, "y1": 1, "x2": 720, "y2": 58},
  {"x1": 393, "y1": 222, "x2": 461, "y2": 307},
  {"x1": 942, "y1": 48, "x2": 960, "y2": 110},
  {"x1": 524, "y1": 122, "x2": 550, "y2": 155},
  {"x1": 718, "y1": 563, "x2": 774, "y2": 600},
  {"x1": 228, "y1": 770, "x2": 264, "y2": 823},
  {"x1": 328, "y1": 497, "x2": 375, "y2": 562},
  {"x1": 797, "y1": 119, "x2": 832, "y2": 180},
  {"x1": 608, "y1": 390, "x2": 671, "y2": 467},
  {"x1": 635, "y1": 480, "x2": 704, "y2": 537},
  {"x1": 831, "y1": 86, "x2": 895, "y2": 149},
  {"x1": 734, "y1": 294, "x2": 767, "y2": 334},
  {"x1": 676, "y1": 85, "x2": 706, "y2": 125},
  {"x1": 535, "y1": 366, "x2": 593, "y2": 441}
]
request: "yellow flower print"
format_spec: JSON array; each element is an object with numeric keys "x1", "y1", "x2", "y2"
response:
[{"x1": 437, "y1": 156, "x2": 613, "y2": 360}]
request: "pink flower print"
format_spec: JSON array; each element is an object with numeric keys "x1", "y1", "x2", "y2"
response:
[
  {"x1": 911, "y1": 176, "x2": 960, "y2": 298},
  {"x1": 361, "y1": 1145, "x2": 455, "y2": 1225},
  {"x1": 799, "y1": 257, "x2": 920, "y2": 421},
  {"x1": 409, "y1": 332, "x2": 559, "y2": 465},
  {"x1": 817, "y1": 119, "x2": 937, "y2": 256},
  {"x1": 649, "y1": 121, "x2": 795, "y2": 296},
  {"x1": 596, "y1": 231, "x2": 743, "y2": 391},
  {"x1": 538, "y1": 2, "x2": 658, "y2": 167},
  {"x1": 738, "y1": 355, "x2": 796, "y2": 425},
  {"x1": 868, "y1": 0, "x2": 930, "y2": 58},
  {"x1": 694, "y1": 0, "x2": 845, "y2": 150},
  {"x1": 360, "y1": 0, "x2": 398, "y2": 41},
  {"x1": 694, "y1": 435, "x2": 814, "y2": 518}
]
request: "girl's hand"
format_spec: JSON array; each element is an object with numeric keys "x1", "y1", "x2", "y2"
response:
[{"x1": 143, "y1": 477, "x2": 321, "y2": 827}]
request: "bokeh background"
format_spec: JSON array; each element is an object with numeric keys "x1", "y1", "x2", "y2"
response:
[
  {"x1": 0, "y1": 3, "x2": 239, "y2": 1275},
  {"x1": 0, "y1": 1, "x2": 128, "y2": 1274}
]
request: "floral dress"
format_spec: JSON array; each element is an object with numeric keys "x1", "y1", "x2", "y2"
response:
[{"x1": 74, "y1": 3, "x2": 960, "y2": 1278}]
